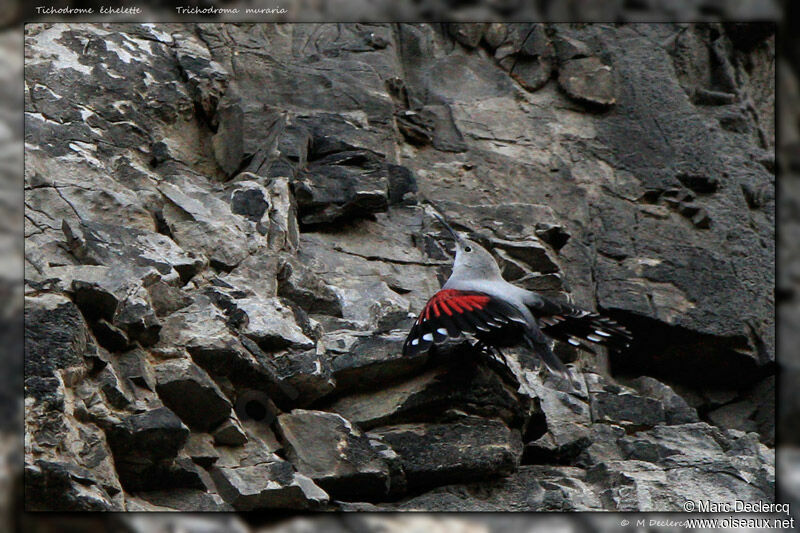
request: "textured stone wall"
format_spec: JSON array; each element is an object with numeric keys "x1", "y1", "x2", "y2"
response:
[{"x1": 23, "y1": 22, "x2": 775, "y2": 511}]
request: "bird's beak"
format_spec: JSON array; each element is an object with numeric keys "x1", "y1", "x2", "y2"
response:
[{"x1": 432, "y1": 212, "x2": 462, "y2": 244}]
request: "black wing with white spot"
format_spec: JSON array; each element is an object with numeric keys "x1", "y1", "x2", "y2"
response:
[
  {"x1": 403, "y1": 289, "x2": 528, "y2": 357},
  {"x1": 528, "y1": 297, "x2": 632, "y2": 352}
]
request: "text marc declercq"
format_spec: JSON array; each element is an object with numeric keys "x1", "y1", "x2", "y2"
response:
[{"x1": 696, "y1": 500, "x2": 790, "y2": 514}]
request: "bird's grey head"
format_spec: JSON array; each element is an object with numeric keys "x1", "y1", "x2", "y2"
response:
[{"x1": 433, "y1": 213, "x2": 503, "y2": 281}]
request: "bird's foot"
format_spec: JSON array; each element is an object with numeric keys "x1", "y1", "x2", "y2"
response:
[{"x1": 473, "y1": 341, "x2": 520, "y2": 389}]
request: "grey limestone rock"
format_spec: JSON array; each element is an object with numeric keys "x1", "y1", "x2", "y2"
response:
[
  {"x1": 211, "y1": 459, "x2": 329, "y2": 511},
  {"x1": 372, "y1": 417, "x2": 523, "y2": 490},
  {"x1": 558, "y1": 56, "x2": 616, "y2": 107},
  {"x1": 276, "y1": 409, "x2": 393, "y2": 500},
  {"x1": 154, "y1": 358, "x2": 233, "y2": 432}
]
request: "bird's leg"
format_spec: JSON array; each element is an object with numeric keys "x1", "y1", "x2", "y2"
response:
[
  {"x1": 494, "y1": 345, "x2": 510, "y2": 369},
  {"x1": 473, "y1": 341, "x2": 520, "y2": 388},
  {"x1": 473, "y1": 339, "x2": 502, "y2": 366},
  {"x1": 492, "y1": 346, "x2": 521, "y2": 388},
  {"x1": 471, "y1": 339, "x2": 488, "y2": 356}
]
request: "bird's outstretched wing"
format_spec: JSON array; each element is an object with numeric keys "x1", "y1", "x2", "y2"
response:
[
  {"x1": 527, "y1": 297, "x2": 633, "y2": 352},
  {"x1": 402, "y1": 289, "x2": 527, "y2": 357}
]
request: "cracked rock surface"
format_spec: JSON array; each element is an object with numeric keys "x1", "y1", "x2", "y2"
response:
[{"x1": 24, "y1": 23, "x2": 774, "y2": 511}]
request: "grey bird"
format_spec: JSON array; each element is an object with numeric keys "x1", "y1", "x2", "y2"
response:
[{"x1": 403, "y1": 212, "x2": 632, "y2": 380}]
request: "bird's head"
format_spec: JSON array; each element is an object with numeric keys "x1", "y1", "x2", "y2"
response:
[{"x1": 432, "y1": 212, "x2": 503, "y2": 280}]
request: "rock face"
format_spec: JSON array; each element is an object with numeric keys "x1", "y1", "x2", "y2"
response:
[
  {"x1": 24, "y1": 22, "x2": 774, "y2": 511},
  {"x1": 276, "y1": 410, "x2": 394, "y2": 500}
]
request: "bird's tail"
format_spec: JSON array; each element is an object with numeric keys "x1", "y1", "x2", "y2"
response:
[
  {"x1": 533, "y1": 301, "x2": 633, "y2": 354},
  {"x1": 522, "y1": 332, "x2": 569, "y2": 377}
]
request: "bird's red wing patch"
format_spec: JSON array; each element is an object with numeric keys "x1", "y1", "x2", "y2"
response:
[
  {"x1": 421, "y1": 289, "x2": 490, "y2": 320},
  {"x1": 403, "y1": 289, "x2": 527, "y2": 357}
]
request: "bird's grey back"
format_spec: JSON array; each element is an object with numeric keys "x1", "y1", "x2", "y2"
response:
[{"x1": 444, "y1": 277, "x2": 536, "y2": 323}]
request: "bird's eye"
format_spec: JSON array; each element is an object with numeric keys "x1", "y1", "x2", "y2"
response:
[{"x1": 464, "y1": 246, "x2": 472, "y2": 252}]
